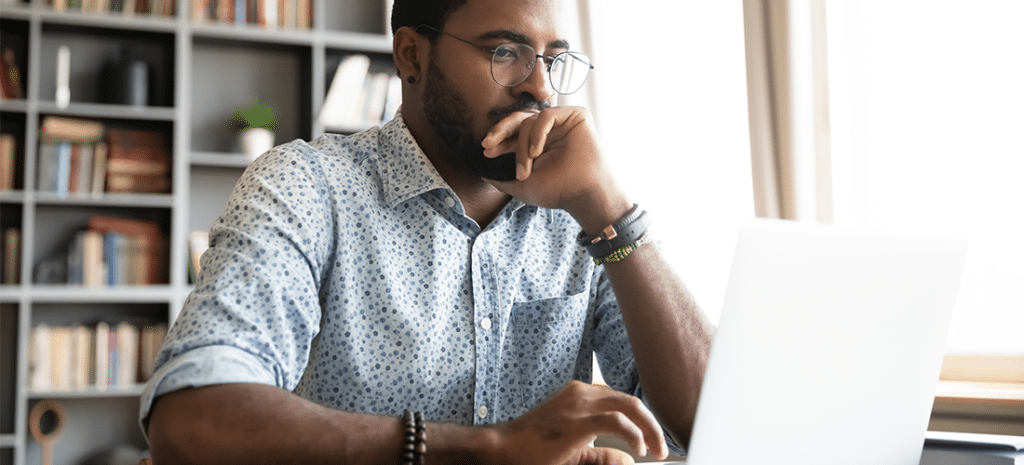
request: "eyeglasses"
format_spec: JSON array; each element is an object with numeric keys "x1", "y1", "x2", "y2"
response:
[{"x1": 417, "y1": 24, "x2": 594, "y2": 95}]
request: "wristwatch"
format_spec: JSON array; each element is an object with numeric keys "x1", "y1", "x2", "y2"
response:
[{"x1": 577, "y1": 204, "x2": 651, "y2": 259}]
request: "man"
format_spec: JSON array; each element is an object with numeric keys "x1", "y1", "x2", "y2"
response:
[{"x1": 141, "y1": 0, "x2": 714, "y2": 463}]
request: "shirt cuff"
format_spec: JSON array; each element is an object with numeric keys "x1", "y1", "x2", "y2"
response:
[{"x1": 137, "y1": 345, "x2": 279, "y2": 439}]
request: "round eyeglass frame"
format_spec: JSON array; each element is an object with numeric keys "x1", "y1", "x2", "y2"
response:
[{"x1": 417, "y1": 24, "x2": 595, "y2": 95}]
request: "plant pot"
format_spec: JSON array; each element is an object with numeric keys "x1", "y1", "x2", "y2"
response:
[{"x1": 240, "y1": 128, "x2": 275, "y2": 162}]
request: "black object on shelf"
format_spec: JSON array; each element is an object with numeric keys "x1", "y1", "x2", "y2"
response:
[{"x1": 99, "y1": 48, "x2": 150, "y2": 107}]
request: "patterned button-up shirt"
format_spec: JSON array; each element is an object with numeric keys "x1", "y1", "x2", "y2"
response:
[{"x1": 140, "y1": 112, "x2": 677, "y2": 452}]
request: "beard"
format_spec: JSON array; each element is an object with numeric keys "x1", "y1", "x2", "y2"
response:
[{"x1": 422, "y1": 59, "x2": 548, "y2": 181}]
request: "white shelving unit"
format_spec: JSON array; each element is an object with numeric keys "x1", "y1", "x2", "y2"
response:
[{"x1": 0, "y1": 1, "x2": 393, "y2": 463}]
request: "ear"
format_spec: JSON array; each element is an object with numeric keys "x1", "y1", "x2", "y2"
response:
[{"x1": 393, "y1": 26, "x2": 428, "y2": 82}]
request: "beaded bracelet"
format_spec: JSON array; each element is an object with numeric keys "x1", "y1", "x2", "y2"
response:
[
  {"x1": 593, "y1": 233, "x2": 654, "y2": 265},
  {"x1": 402, "y1": 410, "x2": 426, "y2": 465}
]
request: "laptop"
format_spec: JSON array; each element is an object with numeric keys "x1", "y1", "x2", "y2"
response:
[{"x1": 679, "y1": 219, "x2": 967, "y2": 465}]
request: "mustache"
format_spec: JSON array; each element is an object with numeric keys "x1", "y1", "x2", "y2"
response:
[{"x1": 487, "y1": 96, "x2": 552, "y2": 123}]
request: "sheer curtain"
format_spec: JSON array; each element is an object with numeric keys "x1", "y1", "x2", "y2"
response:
[{"x1": 581, "y1": 0, "x2": 754, "y2": 325}]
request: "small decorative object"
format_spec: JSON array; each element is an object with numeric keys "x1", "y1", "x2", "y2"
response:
[
  {"x1": 29, "y1": 399, "x2": 66, "y2": 465},
  {"x1": 232, "y1": 97, "x2": 280, "y2": 161},
  {"x1": 55, "y1": 46, "x2": 70, "y2": 109}
]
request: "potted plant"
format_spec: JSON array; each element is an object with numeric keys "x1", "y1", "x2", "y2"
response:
[{"x1": 232, "y1": 97, "x2": 280, "y2": 161}]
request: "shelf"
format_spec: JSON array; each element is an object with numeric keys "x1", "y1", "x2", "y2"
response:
[
  {"x1": 0, "y1": 434, "x2": 14, "y2": 448},
  {"x1": 0, "y1": 4, "x2": 31, "y2": 20},
  {"x1": 191, "y1": 22, "x2": 320, "y2": 46},
  {"x1": 0, "y1": 286, "x2": 21, "y2": 303},
  {"x1": 38, "y1": 8, "x2": 178, "y2": 33},
  {"x1": 32, "y1": 192, "x2": 175, "y2": 208},
  {"x1": 35, "y1": 101, "x2": 176, "y2": 121},
  {"x1": 27, "y1": 383, "x2": 147, "y2": 399},
  {"x1": 0, "y1": 99, "x2": 29, "y2": 113},
  {"x1": 0, "y1": 191, "x2": 27, "y2": 203},
  {"x1": 27, "y1": 285, "x2": 174, "y2": 303},
  {"x1": 191, "y1": 151, "x2": 251, "y2": 168}
]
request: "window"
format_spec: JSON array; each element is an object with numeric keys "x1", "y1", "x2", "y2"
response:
[
  {"x1": 825, "y1": 0, "x2": 1024, "y2": 355},
  {"x1": 586, "y1": 0, "x2": 754, "y2": 324}
]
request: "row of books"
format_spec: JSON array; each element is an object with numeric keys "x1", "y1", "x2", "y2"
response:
[
  {"x1": 191, "y1": 0, "x2": 313, "y2": 29},
  {"x1": 318, "y1": 54, "x2": 402, "y2": 133},
  {"x1": 0, "y1": 133, "x2": 19, "y2": 190},
  {"x1": 67, "y1": 215, "x2": 168, "y2": 286},
  {"x1": 28, "y1": 321, "x2": 168, "y2": 391},
  {"x1": 37, "y1": 116, "x2": 172, "y2": 197},
  {"x1": 46, "y1": 0, "x2": 177, "y2": 17}
]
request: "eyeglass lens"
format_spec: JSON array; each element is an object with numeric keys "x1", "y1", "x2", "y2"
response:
[{"x1": 490, "y1": 44, "x2": 592, "y2": 95}]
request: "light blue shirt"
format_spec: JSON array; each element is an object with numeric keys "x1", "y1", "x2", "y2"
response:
[{"x1": 139, "y1": 112, "x2": 680, "y2": 453}]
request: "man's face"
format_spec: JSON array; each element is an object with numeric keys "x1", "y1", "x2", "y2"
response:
[{"x1": 420, "y1": 0, "x2": 565, "y2": 181}]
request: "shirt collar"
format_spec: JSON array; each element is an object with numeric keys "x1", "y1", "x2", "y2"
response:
[
  {"x1": 377, "y1": 112, "x2": 539, "y2": 220},
  {"x1": 378, "y1": 111, "x2": 452, "y2": 209}
]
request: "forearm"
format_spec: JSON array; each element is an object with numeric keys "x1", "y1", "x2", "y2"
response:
[
  {"x1": 602, "y1": 244, "x2": 715, "y2": 450},
  {"x1": 147, "y1": 383, "x2": 499, "y2": 465}
]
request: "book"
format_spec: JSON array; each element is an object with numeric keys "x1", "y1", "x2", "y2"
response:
[
  {"x1": 40, "y1": 116, "x2": 106, "y2": 142},
  {"x1": 50, "y1": 326, "x2": 72, "y2": 390},
  {"x1": 279, "y1": 0, "x2": 295, "y2": 28},
  {"x1": 94, "y1": 321, "x2": 110, "y2": 389},
  {"x1": 319, "y1": 54, "x2": 371, "y2": 132},
  {"x1": 383, "y1": 74, "x2": 403, "y2": 123},
  {"x1": 139, "y1": 323, "x2": 168, "y2": 380},
  {"x1": 91, "y1": 141, "x2": 108, "y2": 195},
  {"x1": 295, "y1": 0, "x2": 310, "y2": 29},
  {"x1": 69, "y1": 324, "x2": 93, "y2": 389},
  {"x1": 28, "y1": 323, "x2": 51, "y2": 390},
  {"x1": 0, "y1": 133, "x2": 16, "y2": 190},
  {"x1": 115, "y1": 322, "x2": 139, "y2": 386},
  {"x1": 0, "y1": 47, "x2": 24, "y2": 99},
  {"x1": 2, "y1": 227, "x2": 20, "y2": 284},
  {"x1": 188, "y1": 229, "x2": 210, "y2": 283}
]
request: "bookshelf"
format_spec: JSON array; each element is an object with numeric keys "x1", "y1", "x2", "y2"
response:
[{"x1": 0, "y1": 0, "x2": 394, "y2": 463}]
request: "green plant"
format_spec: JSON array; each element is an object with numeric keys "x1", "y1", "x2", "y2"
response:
[{"x1": 232, "y1": 97, "x2": 280, "y2": 132}]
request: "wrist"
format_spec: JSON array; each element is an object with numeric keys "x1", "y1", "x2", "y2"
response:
[
  {"x1": 565, "y1": 187, "x2": 632, "y2": 237},
  {"x1": 425, "y1": 422, "x2": 503, "y2": 465}
]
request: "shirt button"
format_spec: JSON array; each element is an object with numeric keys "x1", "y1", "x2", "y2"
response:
[
  {"x1": 444, "y1": 196, "x2": 456, "y2": 208},
  {"x1": 477, "y1": 406, "x2": 488, "y2": 419},
  {"x1": 480, "y1": 317, "x2": 492, "y2": 330}
]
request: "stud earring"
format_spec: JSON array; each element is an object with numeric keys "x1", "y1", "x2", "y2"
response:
[{"x1": 407, "y1": 76, "x2": 416, "y2": 84}]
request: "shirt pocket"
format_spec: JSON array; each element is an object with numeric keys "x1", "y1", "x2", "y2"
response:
[{"x1": 507, "y1": 288, "x2": 589, "y2": 408}]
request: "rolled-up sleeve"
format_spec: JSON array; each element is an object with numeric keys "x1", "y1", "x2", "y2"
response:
[{"x1": 138, "y1": 141, "x2": 335, "y2": 436}]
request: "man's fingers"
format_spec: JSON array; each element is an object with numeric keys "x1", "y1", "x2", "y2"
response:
[
  {"x1": 482, "y1": 110, "x2": 540, "y2": 152},
  {"x1": 590, "y1": 411, "x2": 648, "y2": 458},
  {"x1": 593, "y1": 394, "x2": 667, "y2": 459},
  {"x1": 574, "y1": 446, "x2": 636, "y2": 465}
]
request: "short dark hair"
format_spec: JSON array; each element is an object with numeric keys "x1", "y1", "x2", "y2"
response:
[{"x1": 390, "y1": 0, "x2": 468, "y2": 39}]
